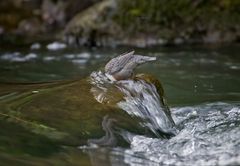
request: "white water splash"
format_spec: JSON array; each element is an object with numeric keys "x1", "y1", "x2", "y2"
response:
[
  {"x1": 121, "y1": 103, "x2": 240, "y2": 166},
  {"x1": 116, "y1": 79, "x2": 176, "y2": 135},
  {"x1": 90, "y1": 71, "x2": 177, "y2": 136}
]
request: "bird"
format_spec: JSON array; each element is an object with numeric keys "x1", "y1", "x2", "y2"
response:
[{"x1": 105, "y1": 51, "x2": 156, "y2": 81}]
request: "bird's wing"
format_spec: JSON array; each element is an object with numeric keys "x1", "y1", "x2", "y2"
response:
[{"x1": 105, "y1": 51, "x2": 135, "y2": 74}]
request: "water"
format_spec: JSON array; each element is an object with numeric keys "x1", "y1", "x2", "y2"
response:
[
  {"x1": 78, "y1": 102, "x2": 240, "y2": 166},
  {"x1": 124, "y1": 103, "x2": 240, "y2": 165},
  {"x1": 90, "y1": 71, "x2": 177, "y2": 136},
  {"x1": 0, "y1": 44, "x2": 240, "y2": 165}
]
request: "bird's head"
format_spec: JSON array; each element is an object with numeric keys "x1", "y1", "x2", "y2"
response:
[{"x1": 135, "y1": 55, "x2": 157, "y2": 64}]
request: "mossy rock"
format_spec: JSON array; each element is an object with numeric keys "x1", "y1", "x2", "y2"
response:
[
  {"x1": 135, "y1": 73, "x2": 165, "y2": 97},
  {"x1": 63, "y1": 0, "x2": 122, "y2": 46},
  {"x1": 0, "y1": 73, "x2": 174, "y2": 151},
  {"x1": 63, "y1": 0, "x2": 240, "y2": 46}
]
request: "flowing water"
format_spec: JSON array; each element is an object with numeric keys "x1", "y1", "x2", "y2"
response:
[
  {"x1": 90, "y1": 71, "x2": 177, "y2": 137},
  {"x1": 0, "y1": 44, "x2": 240, "y2": 165}
]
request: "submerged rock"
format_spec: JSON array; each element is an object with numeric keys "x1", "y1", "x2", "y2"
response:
[{"x1": 0, "y1": 72, "x2": 176, "y2": 151}]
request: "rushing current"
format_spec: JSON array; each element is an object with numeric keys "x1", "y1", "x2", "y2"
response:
[
  {"x1": 82, "y1": 101, "x2": 240, "y2": 166},
  {"x1": 90, "y1": 71, "x2": 177, "y2": 137},
  {"x1": 86, "y1": 70, "x2": 240, "y2": 165}
]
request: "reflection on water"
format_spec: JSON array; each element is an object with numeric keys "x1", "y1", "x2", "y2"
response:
[{"x1": 88, "y1": 115, "x2": 117, "y2": 147}]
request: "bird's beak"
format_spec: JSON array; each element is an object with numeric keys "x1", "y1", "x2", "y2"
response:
[{"x1": 147, "y1": 57, "x2": 157, "y2": 61}]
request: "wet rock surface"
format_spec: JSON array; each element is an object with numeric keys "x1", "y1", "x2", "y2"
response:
[{"x1": 0, "y1": 73, "x2": 174, "y2": 150}]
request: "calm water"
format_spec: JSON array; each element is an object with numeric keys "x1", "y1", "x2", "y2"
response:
[{"x1": 0, "y1": 44, "x2": 239, "y2": 165}]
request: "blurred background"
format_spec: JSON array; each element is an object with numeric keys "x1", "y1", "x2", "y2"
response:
[
  {"x1": 0, "y1": 0, "x2": 239, "y2": 46},
  {"x1": 0, "y1": 0, "x2": 239, "y2": 116},
  {"x1": 0, "y1": 1, "x2": 240, "y2": 166}
]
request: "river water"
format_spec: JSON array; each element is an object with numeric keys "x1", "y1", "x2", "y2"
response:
[{"x1": 0, "y1": 44, "x2": 239, "y2": 165}]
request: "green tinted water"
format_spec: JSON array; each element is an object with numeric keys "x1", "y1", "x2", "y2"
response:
[
  {"x1": 1, "y1": 44, "x2": 239, "y2": 104},
  {"x1": 0, "y1": 44, "x2": 239, "y2": 165}
]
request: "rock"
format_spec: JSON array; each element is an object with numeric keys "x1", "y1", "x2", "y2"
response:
[
  {"x1": 0, "y1": 73, "x2": 175, "y2": 147},
  {"x1": 174, "y1": 37, "x2": 184, "y2": 45},
  {"x1": 65, "y1": 0, "x2": 101, "y2": 22},
  {"x1": 17, "y1": 18, "x2": 43, "y2": 36},
  {"x1": 41, "y1": 0, "x2": 66, "y2": 27},
  {"x1": 135, "y1": 73, "x2": 175, "y2": 128},
  {"x1": 203, "y1": 30, "x2": 221, "y2": 43},
  {"x1": 64, "y1": 0, "x2": 121, "y2": 46},
  {"x1": 62, "y1": 0, "x2": 240, "y2": 46},
  {"x1": 0, "y1": 26, "x2": 4, "y2": 35},
  {"x1": 135, "y1": 74, "x2": 165, "y2": 97}
]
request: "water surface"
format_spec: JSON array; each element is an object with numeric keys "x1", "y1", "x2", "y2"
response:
[{"x1": 0, "y1": 44, "x2": 239, "y2": 165}]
